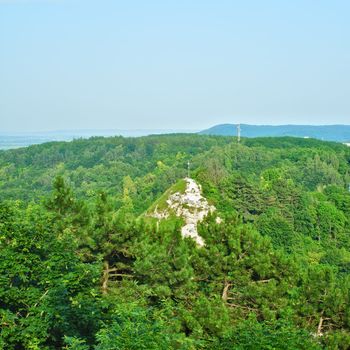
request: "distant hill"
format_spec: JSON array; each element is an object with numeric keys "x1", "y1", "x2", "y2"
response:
[{"x1": 199, "y1": 124, "x2": 350, "y2": 142}]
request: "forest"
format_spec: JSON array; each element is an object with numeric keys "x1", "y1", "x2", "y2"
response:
[{"x1": 1, "y1": 134, "x2": 350, "y2": 349}]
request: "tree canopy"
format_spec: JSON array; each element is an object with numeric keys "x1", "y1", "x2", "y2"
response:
[{"x1": 1, "y1": 134, "x2": 350, "y2": 349}]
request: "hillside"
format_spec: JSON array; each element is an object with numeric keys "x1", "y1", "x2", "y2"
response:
[
  {"x1": 200, "y1": 123, "x2": 350, "y2": 142},
  {"x1": 0, "y1": 134, "x2": 231, "y2": 208},
  {"x1": 1, "y1": 134, "x2": 350, "y2": 349}
]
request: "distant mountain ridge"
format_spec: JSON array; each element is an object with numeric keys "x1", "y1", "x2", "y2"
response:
[{"x1": 199, "y1": 124, "x2": 350, "y2": 142}]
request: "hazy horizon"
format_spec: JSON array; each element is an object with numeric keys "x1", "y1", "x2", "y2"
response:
[
  {"x1": 2, "y1": 122, "x2": 350, "y2": 135},
  {"x1": 0, "y1": 128, "x2": 198, "y2": 135},
  {"x1": 1, "y1": 1, "x2": 350, "y2": 131}
]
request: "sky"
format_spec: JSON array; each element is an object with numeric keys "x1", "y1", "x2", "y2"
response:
[{"x1": 0, "y1": 0, "x2": 349, "y2": 132}]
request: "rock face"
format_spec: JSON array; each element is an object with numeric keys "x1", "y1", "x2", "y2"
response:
[{"x1": 150, "y1": 178, "x2": 216, "y2": 247}]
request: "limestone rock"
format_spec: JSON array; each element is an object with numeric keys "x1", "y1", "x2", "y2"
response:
[{"x1": 149, "y1": 178, "x2": 218, "y2": 247}]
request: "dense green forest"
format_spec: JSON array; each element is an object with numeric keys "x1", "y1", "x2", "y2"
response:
[{"x1": 1, "y1": 134, "x2": 350, "y2": 349}]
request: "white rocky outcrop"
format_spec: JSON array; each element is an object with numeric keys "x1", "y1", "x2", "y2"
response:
[{"x1": 150, "y1": 178, "x2": 217, "y2": 247}]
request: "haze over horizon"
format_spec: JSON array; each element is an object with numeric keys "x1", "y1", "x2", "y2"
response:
[
  {"x1": 2, "y1": 123, "x2": 350, "y2": 136},
  {"x1": 1, "y1": 0, "x2": 350, "y2": 132}
]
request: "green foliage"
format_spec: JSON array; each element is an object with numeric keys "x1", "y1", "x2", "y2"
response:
[
  {"x1": 0, "y1": 201, "x2": 101, "y2": 349},
  {"x1": 0, "y1": 135, "x2": 350, "y2": 349},
  {"x1": 64, "y1": 336, "x2": 89, "y2": 350},
  {"x1": 256, "y1": 209, "x2": 296, "y2": 251},
  {"x1": 146, "y1": 178, "x2": 187, "y2": 213},
  {"x1": 95, "y1": 305, "x2": 174, "y2": 350},
  {"x1": 211, "y1": 316, "x2": 322, "y2": 349},
  {"x1": 134, "y1": 226, "x2": 195, "y2": 300}
]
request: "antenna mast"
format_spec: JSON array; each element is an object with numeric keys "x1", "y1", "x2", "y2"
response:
[
  {"x1": 237, "y1": 124, "x2": 241, "y2": 143},
  {"x1": 187, "y1": 160, "x2": 190, "y2": 178}
]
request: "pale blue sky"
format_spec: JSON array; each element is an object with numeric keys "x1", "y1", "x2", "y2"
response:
[{"x1": 1, "y1": 0, "x2": 349, "y2": 132}]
